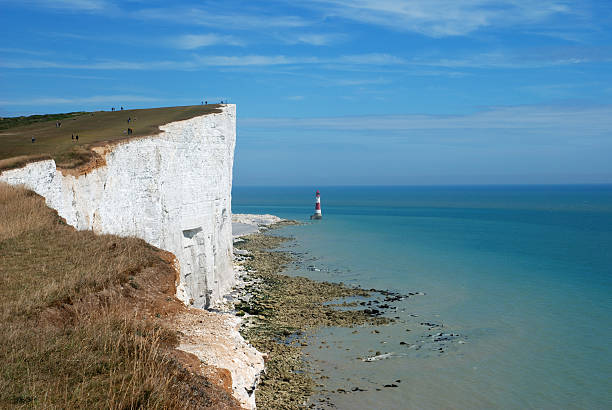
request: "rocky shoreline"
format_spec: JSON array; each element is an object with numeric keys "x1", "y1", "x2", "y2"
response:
[
  {"x1": 188, "y1": 214, "x2": 465, "y2": 409},
  {"x1": 229, "y1": 220, "x2": 397, "y2": 409}
]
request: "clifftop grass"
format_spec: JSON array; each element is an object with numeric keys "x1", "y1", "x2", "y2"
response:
[
  {"x1": 0, "y1": 183, "x2": 239, "y2": 409},
  {"x1": 0, "y1": 112, "x2": 85, "y2": 131},
  {"x1": 0, "y1": 105, "x2": 222, "y2": 171}
]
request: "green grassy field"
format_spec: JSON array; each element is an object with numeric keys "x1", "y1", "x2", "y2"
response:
[
  {"x1": 0, "y1": 112, "x2": 86, "y2": 130},
  {"x1": 0, "y1": 105, "x2": 222, "y2": 170}
]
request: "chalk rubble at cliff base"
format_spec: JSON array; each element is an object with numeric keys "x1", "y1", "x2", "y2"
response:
[
  {"x1": 169, "y1": 214, "x2": 292, "y2": 409},
  {"x1": 231, "y1": 213, "x2": 285, "y2": 239},
  {"x1": 175, "y1": 308, "x2": 264, "y2": 409}
]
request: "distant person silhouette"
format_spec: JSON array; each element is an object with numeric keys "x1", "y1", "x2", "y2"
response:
[
  {"x1": 72, "y1": 134, "x2": 74, "y2": 140},
  {"x1": 75, "y1": 134, "x2": 79, "y2": 142},
  {"x1": 31, "y1": 137, "x2": 35, "y2": 143}
]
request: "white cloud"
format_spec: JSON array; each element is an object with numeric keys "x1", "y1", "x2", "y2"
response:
[
  {"x1": 0, "y1": 59, "x2": 191, "y2": 70},
  {"x1": 196, "y1": 53, "x2": 406, "y2": 67},
  {"x1": 53, "y1": 0, "x2": 109, "y2": 10},
  {"x1": 525, "y1": 30, "x2": 589, "y2": 43},
  {"x1": 168, "y1": 34, "x2": 244, "y2": 49},
  {"x1": 296, "y1": 34, "x2": 336, "y2": 45},
  {"x1": 14, "y1": 0, "x2": 114, "y2": 11},
  {"x1": 195, "y1": 55, "x2": 312, "y2": 66},
  {"x1": 137, "y1": 7, "x2": 310, "y2": 30},
  {"x1": 0, "y1": 56, "x2": 310, "y2": 69},
  {"x1": 4, "y1": 0, "x2": 585, "y2": 42},
  {"x1": 286, "y1": 95, "x2": 305, "y2": 100},
  {"x1": 0, "y1": 47, "x2": 51, "y2": 56},
  {"x1": 0, "y1": 52, "x2": 408, "y2": 70},
  {"x1": 411, "y1": 47, "x2": 612, "y2": 69},
  {"x1": 0, "y1": 94, "x2": 160, "y2": 106},
  {"x1": 334, "y1": 77, "x2": 390, "y2": 86},
  {"x1": 4, "y1": 45, "x2": 605, "y2": 71},
  {"x1": 284, "y1": 33, "x2": 347, "y2": 46},
  {"x1": 309, "y1": 0, "x2": 573, "y2": 37},
  {"x1": 241, "y1": 105, "x2": 612, "y2": 134},
  {"x1": 337, "y1": 53, "x2": 405, "y2": 65}
]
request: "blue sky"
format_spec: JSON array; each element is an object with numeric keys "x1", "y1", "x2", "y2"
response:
[{"x1": 1, "y1": 0, "x2": 611, "y2": 185}]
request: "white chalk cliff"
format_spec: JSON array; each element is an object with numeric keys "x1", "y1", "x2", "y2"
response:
[
  {"x1": 1, "y1": 104, "x2": 268, "y2": 409},
  {"x1": 0, "y1": 105, "x2": 236, "y2": 308}
]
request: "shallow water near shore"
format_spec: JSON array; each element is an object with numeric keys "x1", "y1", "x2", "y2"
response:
[{"x1": 232, "y1": 185, "x2": 612, "y2": 409}]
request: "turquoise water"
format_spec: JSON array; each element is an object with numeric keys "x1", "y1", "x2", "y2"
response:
[{"x1": 232, "y1": 186, "x2": 612, "y2": 409}]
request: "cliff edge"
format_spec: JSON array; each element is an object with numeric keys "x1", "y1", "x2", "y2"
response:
[{"x1": 1, "y1": 105, "x2": 236, "y2": 308}]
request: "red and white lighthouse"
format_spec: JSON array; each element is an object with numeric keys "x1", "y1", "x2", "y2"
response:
[{"x1": 311, "y1": 190, "x2": 322, "y2": 219}]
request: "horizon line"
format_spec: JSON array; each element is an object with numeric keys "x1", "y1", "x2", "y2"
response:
[{"x1": 233, "y1": 183, "x2": 612, "y2": 188}]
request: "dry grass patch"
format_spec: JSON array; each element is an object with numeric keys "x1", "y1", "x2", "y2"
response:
[
  {"x1": 0, "y1": 183, "x2": 240, "y2": 409},
  {"x1": 0, "y1": 155, "x2": 53, "y2": 172}
]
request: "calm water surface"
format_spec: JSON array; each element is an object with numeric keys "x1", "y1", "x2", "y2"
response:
[{"x1": 232, "y1": 185, "x2": 612, "y2": 409}]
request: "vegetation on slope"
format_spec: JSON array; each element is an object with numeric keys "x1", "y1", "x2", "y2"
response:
[
  {"x1": 0, "y1": 112, "x2": 85, "y2": 131},
  {"x1": 0, "y1": 105, "x2": 222, "y2": 171},
  {"x1": 0, "y1": 183, "x2": 239, "y2": 409}
]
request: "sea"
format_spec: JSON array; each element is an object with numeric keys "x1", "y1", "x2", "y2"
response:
[{"x1": 232, "y1": 185, "x2": 612, "y2": 410}]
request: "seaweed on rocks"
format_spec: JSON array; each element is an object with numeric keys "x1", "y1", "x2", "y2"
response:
[{"x1": 234, "y1": 231, "x2": 390, "y2": 409}]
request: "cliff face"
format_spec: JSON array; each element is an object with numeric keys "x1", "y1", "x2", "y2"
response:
[{"x1": 0, "y1": 105, "x2": 236, "y2": 308}]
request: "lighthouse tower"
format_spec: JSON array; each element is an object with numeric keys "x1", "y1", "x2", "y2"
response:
[{"x1": 311, "y1": 190, "x2": 322, "y2": 220}]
